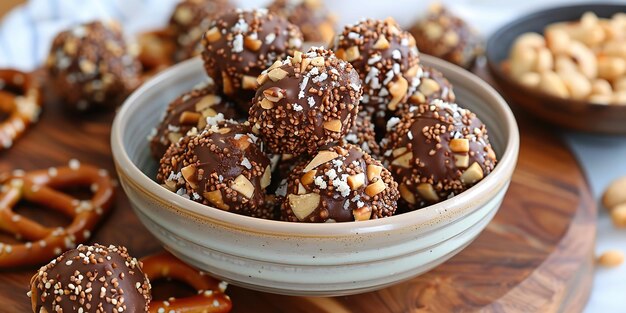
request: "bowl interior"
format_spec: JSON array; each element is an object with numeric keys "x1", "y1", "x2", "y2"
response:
[{"x1": 113, "y1": 55, "x2": 518, "y2": 233}]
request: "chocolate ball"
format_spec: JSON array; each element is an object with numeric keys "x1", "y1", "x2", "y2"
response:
[
  {"x1": 46, "y1": 20, "x2": 141, "y2": 111},
  {"x1": 331, "y1": 18, "x2": 421, "y2": 132},
  {"x1": 389, "y1": 65, "x2": 456, "y2": 126},
  {"x1": 29, "y1": 244, "x2": 151, "y2": 313},
  {"x1": 410, "y1": 4, "x2": 483, "y2": 69},
  {"x1": 267, "y1": 0, "x2": 336, "y2": 43},
  {"x1": 249, "y1": 47, "x2": 362, "y2": 156},
  {"x1": 201, "y1": 8, "x2": 303, "y2": 111},
  {"x1": 168, "y1": 0, "x2": 234, "y2": 61},
  {"x1": 157, "y1": 118, "x2": 272, "y2": 218},
  {"x1": 149, "y1": 80, "x2": 241, "y2": 160},
  {"x1": 342, "y1": 114, "x2": 381, "y2": 158},
  {"x1": 281, "y1": 144, "x2": 399, "y2": 222},
  {"x1": 382, "y1": 100, "x2": 497, "y2": 211}
]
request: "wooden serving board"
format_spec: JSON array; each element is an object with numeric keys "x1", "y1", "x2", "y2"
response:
[{"x1": 0, "y1": 68, "x2": 596, "y2": 312}]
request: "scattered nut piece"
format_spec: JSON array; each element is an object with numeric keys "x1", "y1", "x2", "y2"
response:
[
  {"x1": 373, "y1": 35, "x2": 390, "y2": 49},
  {"x1": 610, "y1": 204, "x2": 626, "y2": 228},
  {"x1": 602, "y1": 176, "x2": 626, "y2": 210},
  {"x1": 597, "y1": 250, "x2": 624, "y2": 268},
  {"x1": 345, "y1": 46, "x2": 360, "y2": 62}
]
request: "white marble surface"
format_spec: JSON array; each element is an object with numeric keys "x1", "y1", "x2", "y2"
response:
[{"x1": 1, "y1": 0, "x2": 625, "y2": 311}]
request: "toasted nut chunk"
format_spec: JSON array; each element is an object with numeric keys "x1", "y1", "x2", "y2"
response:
[
  {"x1": 242, "y1": 75, "x2": 258, "y2": 90},
  {"x1": 610, "y1": 204, "x2": 626, "y2": 228},
  {"x1": 216, "y1": 128, "x2": 231, "y2": 134},
  {"x1": 268, "y1": 68, "x2": 289, "y2": 81},
  {"x1": 392, "y1": 147, "x2": 407, "y2": 157},
  {"x1": 204, "y1": 190, "x2": 229, "y2": 210},
  {"x1": 399, "y1": 183, "x2": 416, "y2": 204},
  {"x1": 231, "y1": 175, "x2": 255, "y2": 198},
  {"x1": 598, "y1": 56, "x2": 626, "y2": 81},
  {"x1": 568, "y1": 42, "x2": 597, "y2": 79},
  {"x1": 387, "y1": 76, "x2": 408, "y2": 111},
  {"x1": 424, "y1": 22, "x2": 444, "y2": 40},
  {"x1": 597, "y1": 250, "x2": 624, "y2": 268},
  {"x1": 311, "y1": 56, "x2": 325, "y2": 66},
  {"x1": 345, "y1": 46, "x2": 360, "y2": 62},
  {"x1": 323, "y1": 119, "x2": 342, "y2": 132},
  {"x1": 222, "y1": 71, "x2": 234, "y2": 94},
  {"x1": 410, "y1": 91, "x2": 426, "y2": 104},
  {"x1": 244, "y1": 37, "x2": 262, "y2": 51},
  {"x1": 257, "y1": 73, "x2": 268, "y2": 85},
  {"x1": 510, "y1": 48, "x2": 537, "y2": 79},
  {"x1": 302, "y1": 151, "x2": 340, "y2": 172},
  {"x1": 367, "y1": 165, "x2": 383, "y2": 181},
  {"x1": 260, "y1": 98, "x2": 274, "y2": 109},
  {"x1": 534, "y1": 48, "x2": 553, "y2": 72},
  {"x1": 297, "y1": 183, "x2": 307, "y2": 195},
  {"x1": 301, "y1": 169, "x2": 317, "y2": 186},
  {"x1": 449, "y1": 138, "x2": 469, "y2": 153},
  {"x1": 347, "y1": 173, "x2": 365, "y2": 190},
  {"x1": 539, "y1": 71, "x2": 569, "y2": 98},
  {"x1": 591, "y1": 79, "x2": 613, "y2": 96},
  {"x1": 419, "y1": 78, "x2": 441, "y2": 97},
  {"x1": 460, "y1": 162, "x2": 484, "y2": 185},
  {"x1": 268, "y1": 60, "x2": 283, "y2": 71},
  {"x1": 162, "y1": 181, "x2": 176, "y2": 192},
  {"x1": 518, "y1": 72, "x2": 541, "y2": 88},
  {"x1": 365, "y1": 179, "x2": 386, "y2": 197},
  {"x1": 263, "y1": 87, "x2": 285, "y2": 102},
  {"x1": 454, "y1": 153, "x2": 470, "y2": 168},
  {"x1": 167, "y1": 132, "x2": 182, "y2": 144},
  {"x1": 179, "y1": 111, "x2": 201, "y2": 125},
  {"x1": 443, "y1": 31, "x2": 459, "y2": 47},
  {"x1": 300, "y1": 57, "x2": 311, "y2": 72},
  {"x1": 335, "y1": 48, "x2": 346, "y2": 60},
  {"x1": 487, "y1": 146, "x2": 496, "y2": 160},
  {"x1": 602, "y1": 176, "x2": 626, "y2": 210},
  {"x1": 205, "y1": 27, "x2": 221, "y2": 43},
  {"x1": 417, "y1": 183, "x2": 439, "y2": 202},
  {"x1": 545, "y1": 28, "x2": 570, "y2": 54},
  {"x1": 392, "y1": 152, "x2": 413, "y2": 168},
  {"x1": 288, "y1": 193, "x2": 320, "y2": 221},
  {"x1": 353, "y1": 206, "x2": 372, "y2": 221},
  {"x1": 292, "y1": 51, "x2": 303, "y2": 64},
  {"x1": 559, "y1": 70, "x2": 591, "y2": 100},
  {"x1": 195, "y1": 95, "x2": 220, "y2": 111},
  {"x1": 180, "y1": 165, "x2": 196, "y2": 186},
  {"x1": 233, "y1": 135, "x2": 251, "y2": 150},
  {"x1": 373, "y1": 35, "x2": 390, "y2": 49}
]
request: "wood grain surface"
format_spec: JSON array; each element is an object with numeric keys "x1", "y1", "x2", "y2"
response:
[{"x1": 0, "y1": 63, "x2": 596, "y2": 312}]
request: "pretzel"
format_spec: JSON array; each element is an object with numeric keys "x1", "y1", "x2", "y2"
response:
[
  {"x1": 138, "y1": 29, "x2": 176, "y2": 82},
  {"x1": 141, "y1": 252, "x2": 233, "y2": 313},
  {"x1": 0, "y1": 161, "x2": 114, "y2": 268},
  {"x1": 0, "y1": 69, "x2": 42, "y2": 149}
]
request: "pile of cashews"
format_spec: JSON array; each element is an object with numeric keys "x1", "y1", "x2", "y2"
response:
[{"x1": 505, "y1": 12, "x2": 626, "y2": 105}]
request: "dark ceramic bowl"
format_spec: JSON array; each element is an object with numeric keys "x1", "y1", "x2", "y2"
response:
[{"x1": 486, "y1": 3, "x2": 626, "y2": 134}]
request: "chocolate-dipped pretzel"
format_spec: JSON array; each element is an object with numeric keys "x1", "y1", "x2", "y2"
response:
[
  {"x1": 0, "y1": 69, "x2": 42, "y2": 149},
  {"x1": 0, "y1": 162, "x2": 114, "y2": 268}
]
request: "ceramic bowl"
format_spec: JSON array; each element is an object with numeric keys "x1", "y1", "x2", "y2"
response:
[
  {"x1": 111, "y1": 55, "x2": 519, "y2": 296},
  {"x1": 487, "y1": 3, "x2": 626, "y2": 134}
]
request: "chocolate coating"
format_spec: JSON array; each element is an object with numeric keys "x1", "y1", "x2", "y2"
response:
[
  {"x1": 331, "y1": 18, "x2": 421, "y2": 132},
  {"x1": 29, "y1": 244, "x2": 151, "y2": 313},
  {"x1": 281, "y1": 144, "x2": 398, "y2": 222},
  {"x1": 341, "y1": 114, "x2": 381, "y2": 158},
  {"x1": 201, "y1": 8, "x2": 303, "y2": 111},
  {"x1": 168, "y1": 0, "x2": 234, "y2": 61},
  {"x1": 248, "y1": 47, "x2": 362, "y2": 156},
  {"x1": 157, "y1": 119, "x2": 272, "y2": 218},
  {"x1": 46, "y1": 21, "x2": 141, "y2": 111},
  {"x1": 410, "y1": 4, "x2": 483, "y2": 69},
  {"x1": 267, "y1": 0, "x2": 336, "y2": 43},
  {"x1": 382, "y1": 100, "x2": 497, "y2": 211},
  {"x1": 149, "y1": 80, "x2": 241, "y2": 160}
]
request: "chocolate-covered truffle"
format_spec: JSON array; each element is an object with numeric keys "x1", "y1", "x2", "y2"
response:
[
  {"x1": 331, "y1": 18, "x2": 421, "y2": 131},
  {"x1": 267, "y1": 0, "x2": 336, "y2": 43},
  {"x1": 46, "y1": 21, "x2": 141, "y2": 111},
  {"x1": 410, "y1": 4, "x2": 483, "y2": 69},
  {"x1": 29, "y1": 244, "x2": 151, "y2": 313},
  {"x1": 157, "y1": 118, "x2": 272, "y2": 218},
  {"x1": 382, "y1": 100, "x2": 497, "y2": 211},
  {"x1": 248, "y1": 47, "x2": 362, "y2": 156},
  {"x1": 169, "y1": 0, "x2": 234, "y2": 61},
  {"x1": 342, "y1": 114, "x2": 381, "y2": 157},
  {"x1": 149, "y1": 80, "x2": 241, "y2": 159},
  {"x1": 281, "y1": 144, "x2": 399, "y2": 222},
  {"x1": 201, "y1": 8, "x2": 303, "y2": 111},
  {"x1": 392, "y1": 65, "x2": 456, "y2": 120}
]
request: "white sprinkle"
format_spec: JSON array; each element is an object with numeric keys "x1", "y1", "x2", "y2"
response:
[
  {"x1": 314, "y1": 176, "x2": 327, "y2": 189},
  {"x1": 407, "y1": 131, "x2": 413, "y2": 140},
  {"x1": 307, "y1": 97, "x2": 315, "y2": 108},
  {"x1": 265, "y1": 33, "x2": 276, "y2": 44},
  {"x1": 232, "y1": 34, "x2": 244, "y2": 53},
  {"x1": 386, "y1": 117, "x2": 401, "y2": 131},
  {"x1": 392, "y1": 49, "x2": 402, "y2": 60},
  {"x1": 241, "y1": 157, "x2": 252, "y2": 169},
  {"x1": 69, "y1": 159, "x2": 80, "y2": 170},
  {"x1": 48, "y1": 167, "x2": 58, "y2": 177},
  {"x1": 292, "y1": 103, "x2": 303, "y2": 111}
]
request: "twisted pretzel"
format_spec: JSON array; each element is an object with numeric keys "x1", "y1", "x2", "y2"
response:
[
  {"x1": 0, "y1": 69, "x2": 42, "y2": 149},
  {"x1": 141, "y1": 252, "x2": 232, "y2": 313},
  {"x1": 0, "y1": 162, "x2": 114, "y2": 268}
]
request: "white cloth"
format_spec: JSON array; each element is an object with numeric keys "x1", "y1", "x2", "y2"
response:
[{"x1": 1, "y1": 0, "x2": 625, "y2": 312}]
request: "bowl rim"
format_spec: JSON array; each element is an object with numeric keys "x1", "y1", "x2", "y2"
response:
[
  {"x1": 485, "y1": 2, "x2": 626, "y2": 109},
  {"x1": 111, "y1": 55, "x2": 520, "y2": 237}
]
